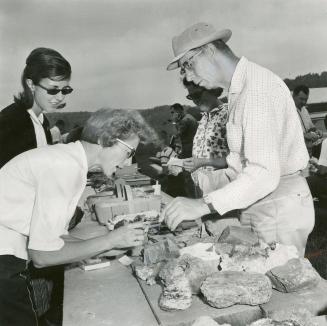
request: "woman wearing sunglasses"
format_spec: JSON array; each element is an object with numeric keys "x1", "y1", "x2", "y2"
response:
[
  {"x1": 182, "y1": 79, "x2": 230, "y2": 196},
  {"x1": 0, "y1": 47, "x2": 72, "y2": 168}
]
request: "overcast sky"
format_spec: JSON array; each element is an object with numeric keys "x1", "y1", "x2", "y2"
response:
[{"x1": 1, "y1": 0, "x2": 327, "y2": 112}]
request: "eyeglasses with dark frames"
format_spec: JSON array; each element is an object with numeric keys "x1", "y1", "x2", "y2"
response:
[
  {"x1": 37, "y1": 83, "x2": 73, "y2": 96},
  {"x1": 116, "y1": 138, "x2": 136, "y2": 158},
  {"x1": 180, "y1": 48, "x2": 203, "y2": 71}
]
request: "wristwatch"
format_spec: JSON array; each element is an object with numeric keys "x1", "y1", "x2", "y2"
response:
[{"x1": 203, "y1": 195, "x2": 217, "y2": 214}]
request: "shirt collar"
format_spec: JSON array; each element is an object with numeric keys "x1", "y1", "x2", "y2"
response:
[
  {"x1": 228, "y1": 56, "x2": 248, "y2": 95},
  {"x1": 201, "y1": 103, "x2": 227, "y2": 117},
  {"x1": 27, "y1": 109, "x2": 44, "y2": 125}
]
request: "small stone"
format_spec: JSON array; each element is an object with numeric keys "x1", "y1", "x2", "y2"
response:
[
  {"x1": 266, "y1": 258, "x2": 321, "y2": 292},
  {"x1": 143, "y1": 238, "x2": 180, "y2": 265},
  {"x1": 218, "y1": 226, "x2": 259, "y2": 246},
  {"x1": 201, "y1": 271, "x2": 272, "y2": 308}
]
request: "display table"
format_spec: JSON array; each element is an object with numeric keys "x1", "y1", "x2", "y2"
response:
[{"x1": 64, "y1": 186, "x2": 327, "y2": 326}]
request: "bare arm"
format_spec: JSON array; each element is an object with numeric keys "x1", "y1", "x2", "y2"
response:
[{"x1": 29, "y1": 223, "x2": 145, "y2": 268}]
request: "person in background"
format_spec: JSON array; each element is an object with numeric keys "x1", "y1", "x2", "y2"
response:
[
  {"x1": 161, "y1": 22, "x2": 314, "y2": 257},
  {"x1": 170, "y1": 103, "x2": 198, "y2": 158},
  {"x1": 182, "y1": 79, "x2": 229, "y2": 196},
  {"x1": 0, "y1": 47, "x2": 73, "y2": 168},
  {"x1": 292, "y1": 84, "x2": 323, "y2": 156},
  {"x1": 0, "y1": 47, "x2": 72, "y2": 326},
  {"x1": 0, "y1": 109, "x2": 147, "y2": 326},
  {"x1": 307, "y1": 137, "x2": 327, "y2": 199},
  {"x1": 50, "y1": 119, "x2": 65, "y2": 144}
]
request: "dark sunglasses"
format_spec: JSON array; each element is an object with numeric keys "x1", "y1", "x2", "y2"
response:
[
  {"x1": 37, "y1": 83, "x2": 73, "y2": 96},
  {"x1": 116, "y1": 138, "x2": 136, "y2": 158},
  {"x1": 186, "y1": 91, "x2": 203, "y2": 101}
]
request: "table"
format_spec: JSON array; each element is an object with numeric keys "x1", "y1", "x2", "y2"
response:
[{"x1": 64, "y1": 187, "x2": 327, "y2": 326}]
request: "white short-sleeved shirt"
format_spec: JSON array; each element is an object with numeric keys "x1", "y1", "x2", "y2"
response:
[{"x1": 0, "y1": 141, "x2": 87, "y2": 260}]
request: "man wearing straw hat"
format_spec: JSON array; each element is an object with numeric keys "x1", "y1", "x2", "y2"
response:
[{"x1": 161, "y1": 22, "x2": 314, "y2": 257}]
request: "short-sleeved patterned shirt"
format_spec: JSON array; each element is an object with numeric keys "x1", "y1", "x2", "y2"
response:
[{"x1": 192, "y1": 103, "x2": 229, "y2": 161}]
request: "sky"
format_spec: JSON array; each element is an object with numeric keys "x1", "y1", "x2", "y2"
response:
[{"x1": 0, "y1": 0, "x2": 327, "y2": 112}]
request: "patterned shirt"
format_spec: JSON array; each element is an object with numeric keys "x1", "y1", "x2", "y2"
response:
[
  {"x1": 206, "y1": 57, "x2": 309, "y2": 215},
  {"x1": 192, "y1": 103, "x2": 229, "y2": 160}
]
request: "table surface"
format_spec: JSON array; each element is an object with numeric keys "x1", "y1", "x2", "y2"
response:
[{"x1": 64, "y1": 186, "x2": 327, "y2": 326}]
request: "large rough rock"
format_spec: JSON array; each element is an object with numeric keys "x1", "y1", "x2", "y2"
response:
[
  {"x1": 266, "y1": 258, "x2": 321, "y2": 293},
  {"x1": 201, "y1": 271, "x2": 272, "y2": 308},
  {"x1": 158, "y1": 254, "x2": 218, "y2": 311}
]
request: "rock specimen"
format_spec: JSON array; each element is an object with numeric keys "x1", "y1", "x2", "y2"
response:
[
  {"x1": 215, "y1": 242, "x2": 298, "y2": 274},
  {"x1": 134, "y1": 262, "x2": 163, "y2": 285},
  {"x1": 143, "y1": 238, "x2": 180, "y2": 265},
  {"x1": 158, "y1": 254, "x2": 218, "y2": 311},
  {"x1": 248, "y1": 319, "x2": 302, "y2": 326},
  {"x1": 265, "y1": 307, "x2": 315, "y2": 326},
  {"x1": 201, "y1": 271, "x2": 272, "y2": 308},
  {"x1": 191, "y1": 316, "x2": 230, "y2": 326},
  {"x1": 218, "y1": 225, "x2": 259, "y2": 246},
  {"x1": 266, "y1": 258, "x2": 321, "y2": 292}
]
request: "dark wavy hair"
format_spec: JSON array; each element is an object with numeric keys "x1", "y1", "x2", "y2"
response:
[{"x1": 14, "y1": 47, "x2": 71, "y2": 109}]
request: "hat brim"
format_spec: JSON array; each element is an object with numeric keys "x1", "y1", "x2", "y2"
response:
[{"x1": 166, "y1": 29, "x2": 232, "y2": 71}]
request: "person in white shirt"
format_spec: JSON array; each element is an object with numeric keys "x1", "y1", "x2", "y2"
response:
[
  {"x1": 0, "y1": 108, "x2": 147, "y2": 326},
  {"x1": 161, "y1": 22, "x2": 314, "y2": 257},
  {"x1": 292, "y1": 84, "x2": 323, "y2": 156}
]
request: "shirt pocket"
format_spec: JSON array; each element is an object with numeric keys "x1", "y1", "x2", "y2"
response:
[{"x1": 226, "y1": 121, "x2": 243, "y2": 154}]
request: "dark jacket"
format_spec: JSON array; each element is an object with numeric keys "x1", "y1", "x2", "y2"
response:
[{"x1": 0, "y1": 103, "x2": 52, "y2": 168}]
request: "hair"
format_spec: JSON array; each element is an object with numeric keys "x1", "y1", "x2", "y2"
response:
[
  {"x1": 209, "y1": 39, "x2": 234, "y2": 55},
  {"x1": 293, "y1": 85, "x2": 309, "y2": 96},
  {"x1": 81, "y1": 108, "x2": 158, "y2": 147},
  {"x1": 170, "y1": 103, "x2": 184, "y2": 113},
  {"x1": 182, "y1": 78, "x2": 223, "y2": 97},
  {"x1": 14, "y1": 47, "x2": 71, "y2": 109}
]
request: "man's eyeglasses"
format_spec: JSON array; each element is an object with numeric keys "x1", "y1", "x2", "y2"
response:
[
  {"x1": 37, "y1": 83, "x2": 73, "y2": 96},
  {"x1": 180, "y1": 48, "x2": 203, "y2": 71},
  {"x1": 186, "y1": 91, "x2": 203, "y2": 101},
  {"x1": 116, "y1": 138, "x2": 136, "y2": 158}
]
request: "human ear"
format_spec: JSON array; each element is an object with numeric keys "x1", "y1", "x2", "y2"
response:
[{"x1": 26, "y1": 79, "x2": 35, "y2": 92}]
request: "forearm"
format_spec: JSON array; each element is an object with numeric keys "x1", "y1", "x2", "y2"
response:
[
  {"x1": 29, "y1": 234, "x2": 114, "y2": 268},
  {"x1": 195, "y1": 157, "x2": 227, "y2": 169}
]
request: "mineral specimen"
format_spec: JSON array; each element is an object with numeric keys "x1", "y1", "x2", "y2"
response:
[
  {"x1": 201, "y1": 271, "x2": 272, "y2": 308},
  {"x1": 266, "y1": 258, "x2": 321, "y2": 292}
]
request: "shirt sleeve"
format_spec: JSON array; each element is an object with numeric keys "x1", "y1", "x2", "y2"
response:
[
  {"x1": 207, "y1": 90, "x2": 281, "y2": 215},
  {"x1": 28, "y1": 165, "x2": 77, "y2": 251},
  {"x1": 318, "y1": 139, "x2": 327, "y2": 166}
]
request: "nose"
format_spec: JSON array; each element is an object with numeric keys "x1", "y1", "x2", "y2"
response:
[{"x1": 55, "y1": 92, "x2": 65, "y2": 102}]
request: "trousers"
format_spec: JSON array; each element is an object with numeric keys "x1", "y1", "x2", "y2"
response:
[{"x1": 240, "y1": 173, "x2": 315, "y2": 257}]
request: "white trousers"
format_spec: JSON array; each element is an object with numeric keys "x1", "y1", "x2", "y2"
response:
[{"x1": 240, "y1": 173, "x2": 315, "y2": 257}]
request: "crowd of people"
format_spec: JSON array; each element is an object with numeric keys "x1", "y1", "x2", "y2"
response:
[{"x1": 0, "y1": 22, "x2": 326, "y2": 326}]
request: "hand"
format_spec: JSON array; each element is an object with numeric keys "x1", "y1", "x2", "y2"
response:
[
  {"x1": 168, "y1": 165, "x2": 183, "y2": 176},
  {"x1": 159, "y1": 197, "x2": 210, "y2": 231},
  {"x1": 108, "y1": 222, "x2": 145, "y2": 249}
]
